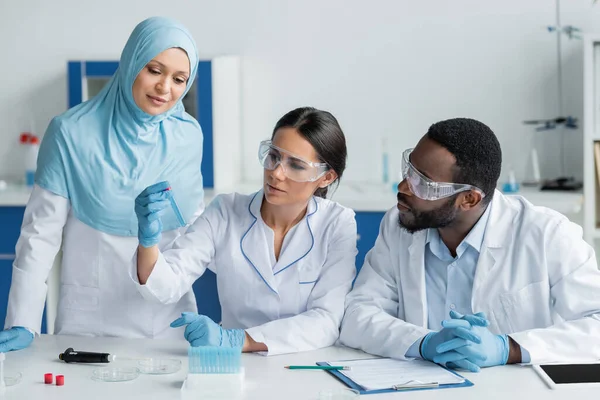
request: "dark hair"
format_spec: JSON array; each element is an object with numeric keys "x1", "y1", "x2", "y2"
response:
[
  {"x1": 426, "y1": 118, "x2": 502, "y2": 205},
  {"x1": 271, "y1": 107, "x2": 347, "y2": 198}
]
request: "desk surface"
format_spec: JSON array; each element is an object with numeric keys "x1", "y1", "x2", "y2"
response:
[
  {"x1": 0, "y1": 182, "x2": 584, "y2": 214},
  {"x1": 1, "y1": 335, "x2": 599, "y2": 400}
]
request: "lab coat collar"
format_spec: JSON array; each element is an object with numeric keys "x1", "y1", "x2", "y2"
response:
[
  {"x1": 240, "y1": 191, "x2": 278, "y2": 294},
  {"x1": 406, "y1": 230, "x2": 429, "y2": 327},
  {"x1": 240, "y1": 190, "x2": 318, "y2": 294},
  {"x1": 464, "y1": 203, "x2": 491, "y2": 253},
  {"x1": 482, "y1": 190, "x2": 517, "y2": 249},
  {"x1": 271, "y1": 197, "x2": 317, "y2": 276},
  {"x1": 471, "y1": 191, "x2": 518, "y2": 305}
]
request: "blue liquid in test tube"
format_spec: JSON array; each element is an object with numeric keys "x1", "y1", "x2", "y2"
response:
[{"x1": 166, "y1": 189, "x2": 186, "y2": 227}]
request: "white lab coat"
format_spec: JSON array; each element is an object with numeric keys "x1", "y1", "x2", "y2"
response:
[
  {"x1": 133, "y1": 190, "x2": 358, "y2": 356},
  {"x1": 4, "y1": 185, "x2": 202, "y2": 338},
  {"x1": 339, "y1": 190, "x2": 600, "y2": 364}
]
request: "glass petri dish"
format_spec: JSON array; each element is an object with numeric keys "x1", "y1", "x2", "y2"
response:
[
  {"x1": 92, "y1": 367, "x2": 140, "y2": 382},
  {"x1": 137, "y1": 358, "x2": 181, "y2": 374},
  {"x1": 318, "y1": 388, "x2": 360, "y2": 399},
  {"x1": 4, "y1": 372, "x2": 22, "y2": 386}
]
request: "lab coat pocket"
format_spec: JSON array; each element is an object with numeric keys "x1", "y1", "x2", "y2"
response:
[
  {"x1": 56, "y1": 284, "x2": 101, "y2": 335},
  {"x1": 499, "y1": 281, "x2": 550, "y2": 333},
  {"x1": 60, "y1": 247, "x2": 100, "y2": 288},
  {"x1": 60, "y1": 284, "x2": 100, "y2": 311},
  {"x1": 297, "y1": 268, "x2": 320, "y2": 313}
]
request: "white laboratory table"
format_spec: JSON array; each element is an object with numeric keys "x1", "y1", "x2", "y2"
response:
[
  {"x1": 1, "y1": 335, "x2": 599, "y2": 400},
  {"x1": 0, "y1": 182, "x2": 585, "y2": 215}
]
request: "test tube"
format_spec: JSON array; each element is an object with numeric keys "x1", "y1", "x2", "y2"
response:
[
  {"x1": 163, "y1": 187, "x2": 186, "y2": 228},
  {"x1": 169, "y1": 195, "x2": 186, "y2": 227}
]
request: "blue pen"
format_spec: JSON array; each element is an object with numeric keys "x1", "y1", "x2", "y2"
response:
[{"x1": 165, "y1": 187, "x2": 186, "y2": 227}]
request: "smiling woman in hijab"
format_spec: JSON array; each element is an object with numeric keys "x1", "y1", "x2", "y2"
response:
[{"x1": 0, "y1": 17, "x2": 205, "y2": 352}]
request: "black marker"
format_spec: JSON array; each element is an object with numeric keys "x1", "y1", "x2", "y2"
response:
[{"x1": 59, "y1": 347, "x2": 116, "y2": 363}]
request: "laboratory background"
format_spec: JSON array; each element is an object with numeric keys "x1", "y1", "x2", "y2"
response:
[
  {"x1": 1, "y1": 0, "x2": 599, "y2": 327},
  {"x1": 0, "y1": 0, "x2": 600, "y2": 396}
]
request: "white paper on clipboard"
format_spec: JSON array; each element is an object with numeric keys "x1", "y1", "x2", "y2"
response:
[{"x1": 326, "y1": 358, "x2": 464, "y2": 391}]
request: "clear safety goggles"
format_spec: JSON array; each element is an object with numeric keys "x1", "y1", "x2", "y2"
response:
[
  {"x1": 402, "y1": 148, "x2": 486, "y2": 201},
  {"x1": 258, "y1": 140, "x2": 330, "y2": 183}
]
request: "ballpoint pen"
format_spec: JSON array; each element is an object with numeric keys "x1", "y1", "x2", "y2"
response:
[
  {"x1": 392, "y1": 380, "x2": 439, "y2": 390},
  {"x1": 284, "y1": 365, "x2": 351, "y2": 371}
]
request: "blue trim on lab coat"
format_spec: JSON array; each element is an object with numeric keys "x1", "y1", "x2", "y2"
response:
[
  {"x1": 240, "y1": 192, "x2": 278, "y2": 295},
  {"x1": 273, "y1": 197, "x2": 317, "y2": 276},
  {"x1": 240, "y1": 193, "x2": 318, "y2": 295}
]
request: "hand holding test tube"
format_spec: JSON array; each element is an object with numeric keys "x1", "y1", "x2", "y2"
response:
[{"x1": 135, "y1": 181, "x2": 186, "y2": 248}]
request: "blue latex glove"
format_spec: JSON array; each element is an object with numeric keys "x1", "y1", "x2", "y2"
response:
[
  {"x1": 434, "y1": 311, "x2": 509, "y2": 368},
  {"x1": 421, "y1": 319, "x2": 485, "y2": 372},
  {"x1": 135, "y1": 181, "x2": 172, "y2": 248},
  {"x1": 0, "y1": 327, "x2": 34, "y2": 352},
  {"x1": 170, "y1": 312, "x2": 246, "y2": 348}
]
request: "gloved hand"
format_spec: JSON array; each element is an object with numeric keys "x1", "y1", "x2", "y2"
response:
[
  {"x1": 421, "y1": 318, "x2": 485, "y2": 372},
  {"x1": 434, "y1": 311, "x2": 509, "y2": 368},
  {"x1": 135, "y1": 181, "x2": 172, "y2": 248},
  {"x1": 170, "y1": 312, "x2": 246, "y2": 348},
  {"x1": 0, "y1": 327, "x2": 34, "y2": 352}
]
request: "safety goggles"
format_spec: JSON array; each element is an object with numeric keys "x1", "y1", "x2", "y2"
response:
[
  {"x1": 258, "y1": 140, "x2": 330, "y2": 183},
  {"x1": 402, "y1": 148, "x2": 486, "y2": 201}
]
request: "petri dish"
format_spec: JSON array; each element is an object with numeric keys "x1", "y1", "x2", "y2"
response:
[
  {"x1": 137, "y1": 358, "x2": 181, "y2": 374},
  {"x1": 318, "y1": 388, "x2": 360, "y2": 399},
  {"x1": 4, "y1": 372, "x2": 22, "y2": 386},
  {"x1": 92, "y1": 367, "x2": 140, "y2": 382}
]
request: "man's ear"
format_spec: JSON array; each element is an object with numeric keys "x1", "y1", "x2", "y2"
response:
[{"x1": 459, "y1": 190, "x2": 484, "y2": 211}]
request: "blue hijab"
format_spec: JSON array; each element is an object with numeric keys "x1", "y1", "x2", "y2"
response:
[{"x1": 35, "y1": 17, "x2": 204, "y2": 236}]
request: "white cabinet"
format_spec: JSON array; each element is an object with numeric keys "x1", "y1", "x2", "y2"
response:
[{"x1": 583, "y1": 36, "x2": 600, "y2": 243}]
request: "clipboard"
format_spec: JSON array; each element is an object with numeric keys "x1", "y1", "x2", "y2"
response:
[{"x1": 317, "y1": 359, "x2": 473, "y2": 395}]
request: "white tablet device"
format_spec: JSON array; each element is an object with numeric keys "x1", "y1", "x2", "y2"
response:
[{"x1": 533, "y1": 363, "x2": 600, "y2": 389}]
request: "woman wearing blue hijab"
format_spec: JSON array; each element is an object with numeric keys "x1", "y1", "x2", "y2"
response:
[{"x1": 0, "y1": 17, "x2": 205, "y2": 352}]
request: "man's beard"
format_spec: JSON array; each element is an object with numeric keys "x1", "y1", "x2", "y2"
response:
[{"x1": 398, "y1": 195, "x2": 458, "y2": 233}]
